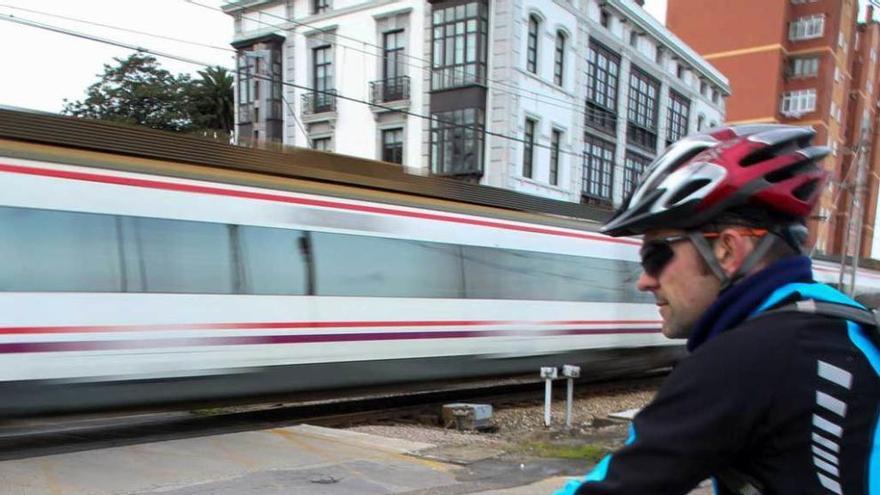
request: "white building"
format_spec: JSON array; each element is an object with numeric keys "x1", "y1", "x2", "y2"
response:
[{"x1": 223, "y1": 0, "x2": 729, "y2": 208}]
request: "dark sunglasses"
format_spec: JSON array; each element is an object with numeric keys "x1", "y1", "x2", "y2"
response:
[
  {"x1": 639, "y1": 234, "x2": 690, "y2": 278},
  {"x1": 639, "y1": 228, "x2": 769, "y2": 278}
]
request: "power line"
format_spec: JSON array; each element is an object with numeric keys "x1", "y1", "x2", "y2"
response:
[
  {"x1": 0, "y1": 12, "x2": 589, "y2": 160},
  {"x1": 0, "y1": 3, "x2": 234, "y2": 52},
  {"x1": 185, "y1": 0, "x2": 612, "y2": 121}
]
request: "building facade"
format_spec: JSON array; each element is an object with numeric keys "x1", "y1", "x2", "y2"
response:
[
  {"x1": 223, "y1": 0, "x2": 727, "y2": 208},
  {"x1": 667, "y1": 0, "x2": 880, "y2": 258}
]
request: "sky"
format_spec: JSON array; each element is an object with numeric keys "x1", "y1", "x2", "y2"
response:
[
  {"x1": 0, "y1": 0, "x2": 874, "y2": 113},
  {"x1": 0, "y1": 0, "x2": 668, "y2": 114}
]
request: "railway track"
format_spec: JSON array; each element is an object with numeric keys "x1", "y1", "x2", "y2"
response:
[{"x1": 0, "y1": 371, "x2": 667, "y2": 461}]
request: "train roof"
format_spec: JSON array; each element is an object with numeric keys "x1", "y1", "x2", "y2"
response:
[{"x1": 0, "y1": 108, "x2": 611, "y2": 227}]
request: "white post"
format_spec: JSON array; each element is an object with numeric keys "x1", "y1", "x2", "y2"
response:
[
  {"x1": 562, "y1": 365, "x2": 581, "y2": 428},
  {"x1": 540, "y1": 367, "x2": 558, "y2": 427}
]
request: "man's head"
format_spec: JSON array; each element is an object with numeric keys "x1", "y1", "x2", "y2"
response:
[{"x1": 601, "y1": 125, "x2": 829, "y2": 338}]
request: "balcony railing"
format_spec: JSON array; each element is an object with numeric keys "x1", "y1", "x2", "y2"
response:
[
  {"x1": 302, "y1": 89, "x2": 337, "y2": 115},
  {"x1": 370, "y1": 76, "x2": 410, "y2": 105}
]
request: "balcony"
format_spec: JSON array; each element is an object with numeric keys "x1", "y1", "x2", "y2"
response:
[
  {"x1": 301, "y1": 90, "x2": 337, "y2": 122},
  {"x1": 369, "y1": 76, "x2": 411, "y2": 113}
]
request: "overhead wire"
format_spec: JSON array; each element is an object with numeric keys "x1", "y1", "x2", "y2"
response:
[
  {"x1": 0, "y1": 11, "x2": 591, "y2": 159},
  {"x1": 0, "y1": 2, "x2": 235, "y2": 52},
  {"x1": 184, "y1": 0, "x2": 638, "y2": 122}
]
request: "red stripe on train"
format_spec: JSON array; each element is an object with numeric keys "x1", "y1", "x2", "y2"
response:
[
  {"x1": 0, "y1": 319, "x2": 662, "y2": 335},
  {"x1": 0, "y1": 162, "x2": 639, "y2": 246}
]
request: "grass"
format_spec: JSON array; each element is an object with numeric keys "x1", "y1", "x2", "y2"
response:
[{"x1": 523, "y1": 442, "x2": 609, "y2": 462}]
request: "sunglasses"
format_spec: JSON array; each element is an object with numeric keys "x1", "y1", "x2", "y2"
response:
[{"x1": 639, "y1": 228, "x2": 768, "y2": 278}]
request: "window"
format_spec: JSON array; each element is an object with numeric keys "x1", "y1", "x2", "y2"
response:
[
  {"x1": 700, "y1": 80, "x2": 708, "y2": 96},
  {"x1": 655, "y1": 46, "x2": 664, "y2": 64},
  {"x1": 383, "y1": 30, "x2": 405, "y2": 83},
  {"x1": 312, "y1": 137, "x2": 331, "y2": 151},
  {"x1": 838, "y1": 32, "x2": 847, "y2": 52},
  {"x1": 585, "y1": 40, "x2": 620, "y2": 134},
  {"x1": 554, "y1": 31, "x2": 566, "y2": 86},
  {"x1": 871, "y1": 49, "x2": 877, "y2": 62},
  {"x1": 788, "y1": 56, "x2": 819, "y2": 77},
  {"x1": 582, "y1": 134, "x2": 615, "y2": 203},
  {"x1": 523, "y1": 118, "x2": 536, "y2": 178},
  {"x1": 431, "y1": 1, "x2": 489, "y2": 90},
  {"x1": 834, "y1": 66, "x2": 842, "y2": 82},
  {"x1": 312, "y1": 45, "x2": 334, "y2": 111},
  {"x1": 789, "y1": 14, "x2": 825, "y2": 41},
  {"x1": 629, "y1": 31, "x2": 638, "y2": 48},
  {"x1": 780, "y1": 89, "x2": 817, "y2": 116},
  {"x1": 623, "y1": 153, "x2": 651, "y2": 199},
  {"x1": 666, "y1": 91, "x2": 691, "y2": 146},
  {"x1": 712, "y1": 89, "x2": 720, "y2": 104},
  {"x1": 697, "y1": 114, "x2": 706, "y2": 131},
  {"x1": 0, "y1": 205, "x2": 651, "y2": 303},
  {"x1": 550, "y1": 129, "x2": 561, "y2": 186},
  {"x1": 676, "y1": 64, "x2": 685, "y2": 80},
  {"x1": 527, "y1": 15, "x2": 539, "y2": 74},
  {"x1": 431, "y1": 108, "x2": 484, "y2": 175},
  {"x1": 627, "y1": 66, "x2": 660, "y2": 152},
  {"x1": 313, "y1": 0, "x2": 329, "y2": 14},
  {"x1": 381, "y1": 128, "x2": 404, "y2": 164},
  {"x1": 600, "y1": 9, "x2": 610, "y2": 28}
]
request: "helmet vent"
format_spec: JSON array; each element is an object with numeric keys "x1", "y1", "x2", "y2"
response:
[
  {"x1": 765, "y1": 159, "x2": 814, "y2": 183},
  {"x1": 741, "y1": 140, "x2": 803, "y2": 166},
  {"x1": 792, "y1": 179, "x2": 819, "y2": 201},
  {"x1": 667, "y1": 178, "x2": 711, "y2": 206}
]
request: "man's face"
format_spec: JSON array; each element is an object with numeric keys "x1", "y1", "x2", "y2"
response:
[{"x1": 636, "y1": 229, "x2": 721, "y2": 339}]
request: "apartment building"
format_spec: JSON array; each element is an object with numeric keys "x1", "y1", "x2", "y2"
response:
[
  {"x1": 224, "y1": 0, "x2": 727, "y2": 208},
  {"x1": 666, "y1": 0, "x2": 880, "y2": 257}
]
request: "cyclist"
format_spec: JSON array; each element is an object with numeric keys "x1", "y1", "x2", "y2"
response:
[{"x1": 556, "y1": 125, "x2": 880, "y2": 494}]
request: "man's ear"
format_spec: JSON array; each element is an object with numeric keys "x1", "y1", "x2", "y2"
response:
[{"x1": 713, "y1": 228, "x2": 752, "y2": 277}]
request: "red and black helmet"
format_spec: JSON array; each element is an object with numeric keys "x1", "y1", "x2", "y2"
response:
[{"x1": 600, "y1": 124, "x2": 830, "y2": 237}]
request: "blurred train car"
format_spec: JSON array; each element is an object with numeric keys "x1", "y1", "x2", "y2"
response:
[{"x1": 0, "y1": 109, "x2": 876, "y2": 416}]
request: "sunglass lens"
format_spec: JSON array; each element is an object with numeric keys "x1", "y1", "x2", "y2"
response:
[{"x1": 640, "y1": 241, "x2": 674, "y2": 277}]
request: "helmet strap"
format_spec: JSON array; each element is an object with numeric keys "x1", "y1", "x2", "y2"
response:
[{"x1": 686, "y1": 230, "x2": 779, "y2": 291}]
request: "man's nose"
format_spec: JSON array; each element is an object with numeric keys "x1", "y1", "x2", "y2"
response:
[{"x1": 636, "y1": 270, "x2": 658, "y2": 292}]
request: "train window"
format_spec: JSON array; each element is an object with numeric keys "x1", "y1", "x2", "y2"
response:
[
  {"x1": 310, "y1": 232, "x2": 465, "y2": 298},
  {"x1": 0, "y1": 207, "x2": 124, "y2": 292},
  {"x1": 461, "y1": 245, "x2": 650, "y2": 303},
  {"x1": 238, "y1": 226, "x2": 309, "y2": 295},
  {"x1": 130, "y1": 217, "x2": 235, "y2": 294}
]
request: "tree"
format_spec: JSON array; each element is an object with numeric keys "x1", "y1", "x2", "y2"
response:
[
  {"x1": 63, "y1": 53, "x2": 234, "y2": 139},
  {"x1": 186, "y1": 66, "x2": 234, "y2": 139},
  {"x1": 63, "y1": 53, "x2": 191, "y2": 132}
]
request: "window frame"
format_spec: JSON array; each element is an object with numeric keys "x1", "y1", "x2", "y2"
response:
[
  {"x1": 554, "y1": 30, "x2": 566, "y2": 86},
  {"x1": 585, "y1": 39, "x2": 620, "y2": 135},
  {"x1": 666, "y1": 90, "x2": 691, "y2": 146},
  {"x1": 550, "y1": 129, "x2": 562, "y2": 186},
  {"x1": 523, "y1": 118, "x2": 536, "y2": 178},
  {"x1": 527, "y1": 15, "x2": 539, "y2": 74},
  {"x1": 430, "y1": 1, "x2": 489, "y2": 91},
  {"x1": 430, "y1": 108, "x2": 485, "y2": 176},
  {"x1": 381, "y1": 127, "x2": 405, "y2": 164},
  {"x1": 626, "y1": 66, "x2": 660, "y2": 152},
  {"x1": 582, "y1": 133, "x2": 615, "y2": 204}
]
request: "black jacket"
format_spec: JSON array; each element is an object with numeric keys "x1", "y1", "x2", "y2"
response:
[{"x1": 561, "y1": 259, "x2": 880, "y2": 495}]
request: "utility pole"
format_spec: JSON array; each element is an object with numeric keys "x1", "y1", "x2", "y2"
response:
[{"x1": 840, "y1": 123, "x2": 871, "y2": 296}]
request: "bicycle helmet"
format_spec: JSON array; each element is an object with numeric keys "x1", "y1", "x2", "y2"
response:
[{"x1": 601, "y1": 124, "x2": 830, "y2": 237}]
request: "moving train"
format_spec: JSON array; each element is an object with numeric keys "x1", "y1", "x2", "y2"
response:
[{"x1": 0, "y1": 109, "x2": 877, "y2": 416}]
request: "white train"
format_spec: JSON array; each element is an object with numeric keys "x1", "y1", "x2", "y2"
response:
[{"x1": 0, "y1": 110, "x2": 875, "y2": 416}]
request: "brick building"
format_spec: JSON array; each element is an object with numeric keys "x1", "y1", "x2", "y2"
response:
[{"x1": 667, "y1": 0, "x2": 880, "y2": 259}]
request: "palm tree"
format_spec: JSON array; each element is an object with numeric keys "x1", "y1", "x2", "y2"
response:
[{"x1": 188, "y1": 66, "x2": 234, "y2": 137}]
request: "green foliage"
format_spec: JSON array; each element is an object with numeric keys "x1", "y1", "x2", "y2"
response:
[
  {"x1": 63, "y1": 52, "x2": 233, "y2": 139},
  {"x1": 524, "y1": 442, "x2": 609, "y2": 461}
]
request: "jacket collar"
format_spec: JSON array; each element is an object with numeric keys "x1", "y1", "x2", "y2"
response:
[{"x1": 686, "y1": 256, "x2": 814, "y2": 352}]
